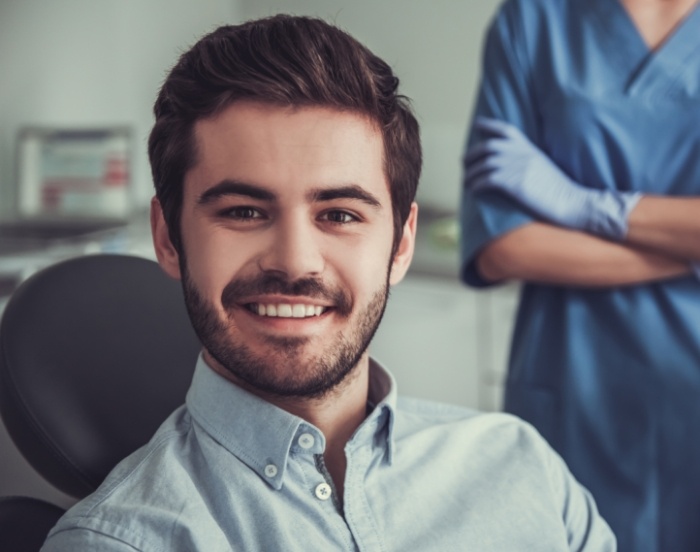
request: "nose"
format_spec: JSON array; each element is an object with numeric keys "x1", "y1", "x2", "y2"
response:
[{"x1": 257, "y1": 214, "x2": 325, "y2": 280}]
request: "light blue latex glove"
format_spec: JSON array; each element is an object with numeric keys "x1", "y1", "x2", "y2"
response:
[{"x1": 464, "y1": 117, "x2": 642, "y2": 240}]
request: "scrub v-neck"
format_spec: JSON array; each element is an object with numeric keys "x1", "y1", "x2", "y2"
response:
[{"x1": 590, "y1": 0, "x2": 700, "y2": 97}]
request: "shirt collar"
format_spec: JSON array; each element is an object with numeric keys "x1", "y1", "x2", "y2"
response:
[
  {"x1": 365, "y1": 357, "x2": 397, "y2": 465},
  {"x1": 185, "y1": 355, "x2": 397, "y2": 489}
]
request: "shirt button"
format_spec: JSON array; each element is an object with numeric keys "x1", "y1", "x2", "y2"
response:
[
  {"x1": 298, "y1": 433, "x2": 315, "y2": 449},
  {"x1": 264, "y1": 464, "x2": 278, "y2": 478},
  {"x1": 315, "y1": 482, "x2": 332, "y2": 501}
]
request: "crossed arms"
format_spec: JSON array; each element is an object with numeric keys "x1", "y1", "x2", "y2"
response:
[{"x1": 465, "y1": 119, "x2": 699, "y2": 288}]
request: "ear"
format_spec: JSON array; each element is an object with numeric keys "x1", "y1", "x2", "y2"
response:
[
  {"x1": 151, "y1": 197, "x2": 182, "y2": 280},
  {"x1": 389, "y1": 202, "x2": 418, "y2": 286}
]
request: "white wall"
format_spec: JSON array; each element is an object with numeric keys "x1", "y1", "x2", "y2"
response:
[
  {"x1": 0, "y1": 1, "x2": 502, "y2": 216},
  {"x1": 0, "y1": 0, "x2": 239, "y2": 218},
  {"x1": 239, "y1": 0, "x2": 499, "y2": 212},
  {"x1": 0, "y1": 0, "x2": 240, "y2": 508}
]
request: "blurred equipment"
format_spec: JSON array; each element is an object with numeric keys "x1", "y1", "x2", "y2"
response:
[{"x1": 0, "y1": 127, "x2": 132, "y2": 248}]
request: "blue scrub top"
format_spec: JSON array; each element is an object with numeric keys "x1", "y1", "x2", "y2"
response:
[{"x1": 460, "y1": 0, "x2": 700, "y2": 550}]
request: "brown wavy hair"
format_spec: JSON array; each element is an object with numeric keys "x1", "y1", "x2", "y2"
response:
[{"x1": 148, "y1": 14, "x2": 421, "y2": 256}]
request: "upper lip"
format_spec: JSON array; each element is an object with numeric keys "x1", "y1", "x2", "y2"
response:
[{"x1": 240, "y1": 295, "x2": 332, "y2": 307}]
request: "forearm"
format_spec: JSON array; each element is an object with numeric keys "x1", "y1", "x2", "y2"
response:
[
  {"x1": 626, "y1": 195, "x2": 700, "y2": 261},
  {"x1": 465, "y1": 119, "x2": 700, "y2": 265},
  {"x1": 477, "y1": 223, "x2": 690, "y2": 287}
]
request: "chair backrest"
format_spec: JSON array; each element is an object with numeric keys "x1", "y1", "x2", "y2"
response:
[
  {"x1": 0, "y1": 254, "x2": 201, "y2": 499},
  {"x1": 0, "y1": 496, "x2": 65, "y2": 552}
]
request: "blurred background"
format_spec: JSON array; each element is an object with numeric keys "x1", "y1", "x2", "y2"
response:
[{"x1": 0, "y1": 0, "x2": 519, "y2": 508}]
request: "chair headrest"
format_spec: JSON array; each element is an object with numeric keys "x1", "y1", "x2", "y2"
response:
[{"x1": 0, "y1": 254, "x2": 201, "y2": 498}]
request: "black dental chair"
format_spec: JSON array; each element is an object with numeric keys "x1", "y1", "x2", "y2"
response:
[{"x1": 0, "y1": 254, "x2": 201, "y2": 551}]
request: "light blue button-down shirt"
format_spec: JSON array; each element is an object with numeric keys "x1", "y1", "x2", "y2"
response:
[{"x1": 42, "y1": 356, "x2": 615, "y2": 551}]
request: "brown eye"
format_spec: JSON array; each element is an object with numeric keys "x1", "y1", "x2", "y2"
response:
[
  {"x1": 323, "y1": 210, "x2": 357, "y2": 224},
  {"x1": 225, "y1": 206, "x2": 262, "y2": 220}
]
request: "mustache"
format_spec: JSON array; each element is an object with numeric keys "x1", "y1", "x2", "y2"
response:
[{"x1": 221, "y1": 273, "x2": 352, "y2": 316}]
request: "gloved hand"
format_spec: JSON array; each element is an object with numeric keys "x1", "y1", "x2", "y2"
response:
[{"x1": 464, "y1": 117, "x2": 642, "y2": 241}]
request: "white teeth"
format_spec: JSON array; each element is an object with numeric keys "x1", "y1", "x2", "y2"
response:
[{"x1": 251, "y1": 303, "x2": 325, "y2": 318}]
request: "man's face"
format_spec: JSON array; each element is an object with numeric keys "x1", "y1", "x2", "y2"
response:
[{"x1": 152, "y1": 101, "x2": 416, "y2": 399}]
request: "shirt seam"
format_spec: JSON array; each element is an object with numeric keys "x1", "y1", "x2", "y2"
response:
[
  {"x1": 77, "y1": 425, "x2": 188, "y2": 520},
  {"x1": 49, "y1": 520, "x2": 163, "y2": 552}
]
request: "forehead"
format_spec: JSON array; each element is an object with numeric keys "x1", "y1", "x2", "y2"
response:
[{"x1": 186, "y1": 101, "x2": 388, "y2": 202}]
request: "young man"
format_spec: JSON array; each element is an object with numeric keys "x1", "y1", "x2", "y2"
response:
[{"x1": 42, "y1": 15, "x2": 615, "y2": 551}]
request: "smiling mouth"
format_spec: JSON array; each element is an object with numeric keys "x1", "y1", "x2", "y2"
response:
[{"x1": 245, "y1": 303, "x2": 328, "y2": 318}]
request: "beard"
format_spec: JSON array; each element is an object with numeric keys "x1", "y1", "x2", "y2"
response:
[{"x1": 180, "y1": 266, "x2": 390, "y2": 400}]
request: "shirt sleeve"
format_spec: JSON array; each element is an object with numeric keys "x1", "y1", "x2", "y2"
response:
[
  {"x1": 542, "y1": 436, "x2": 618, "y2": 551},
  {"x1": 41, "y1": 528, "x2": 143, "y2": 552},
  {"x1": 459, "y1": 0, "x2": 541, "y2": 287}
]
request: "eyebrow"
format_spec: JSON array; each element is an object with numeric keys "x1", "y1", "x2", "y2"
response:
[
  {"x1": 309, "y1": 185, "x2": 381, "y2": 208},
  {"x1": 198, "y1": 180, "x2": 275, "y2": 204},
  {"x1": 197, "y1": 180, "x2": 382, "y2": 209}
]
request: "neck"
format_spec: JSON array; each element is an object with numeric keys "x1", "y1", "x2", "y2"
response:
[{"x1": 620, "y1": 0, "x2": 698, "y2": 50}]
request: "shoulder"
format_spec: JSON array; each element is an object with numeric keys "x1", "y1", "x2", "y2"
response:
[
  {"x1": 44, "y1": 406, "x2": 211, "y2": 550},
  {"x1": 395, "y1": 396, "x2": 550, "y2": 457},
  {"x1": 394, "y1": 397, "x2": 574, "y2": 486},
  {"x1": 496, "y1": 0, "x2": 570, "y2": 18},
  {"x1": 390, "y1": 399, "x2": 615, "y2": 549},
  {"x1": 393, "y1": 398, "x2": 586, "y2": 502},
  {"x1": 392, "y1": 398, "x2": 579, "y2": 504},
  {"x1": 480, "y1": 0, "x2": 570, "y2": 80},
  {"x1": 490, "y1": 0, "x2": 572, "y2": 39}
]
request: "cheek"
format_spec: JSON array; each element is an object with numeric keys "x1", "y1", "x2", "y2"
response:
[
  {"x1": 181, "y1": 227, "x2": 254, "y2": 305},
  {"x1": 331, "y1": 241, "x2": 392, "y2": 296}
]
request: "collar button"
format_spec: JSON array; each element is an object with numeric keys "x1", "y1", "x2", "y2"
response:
[
  {"x1": 264, "y1": 464, "x2": 278, "y2": 478},
  {"x1": 298, "y1": 432, "x2": 315, "y2": 449}
]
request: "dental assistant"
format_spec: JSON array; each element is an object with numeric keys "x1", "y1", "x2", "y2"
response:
[{"x1": 460, "y1": 0, "x2": 700, "y2": 551}]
